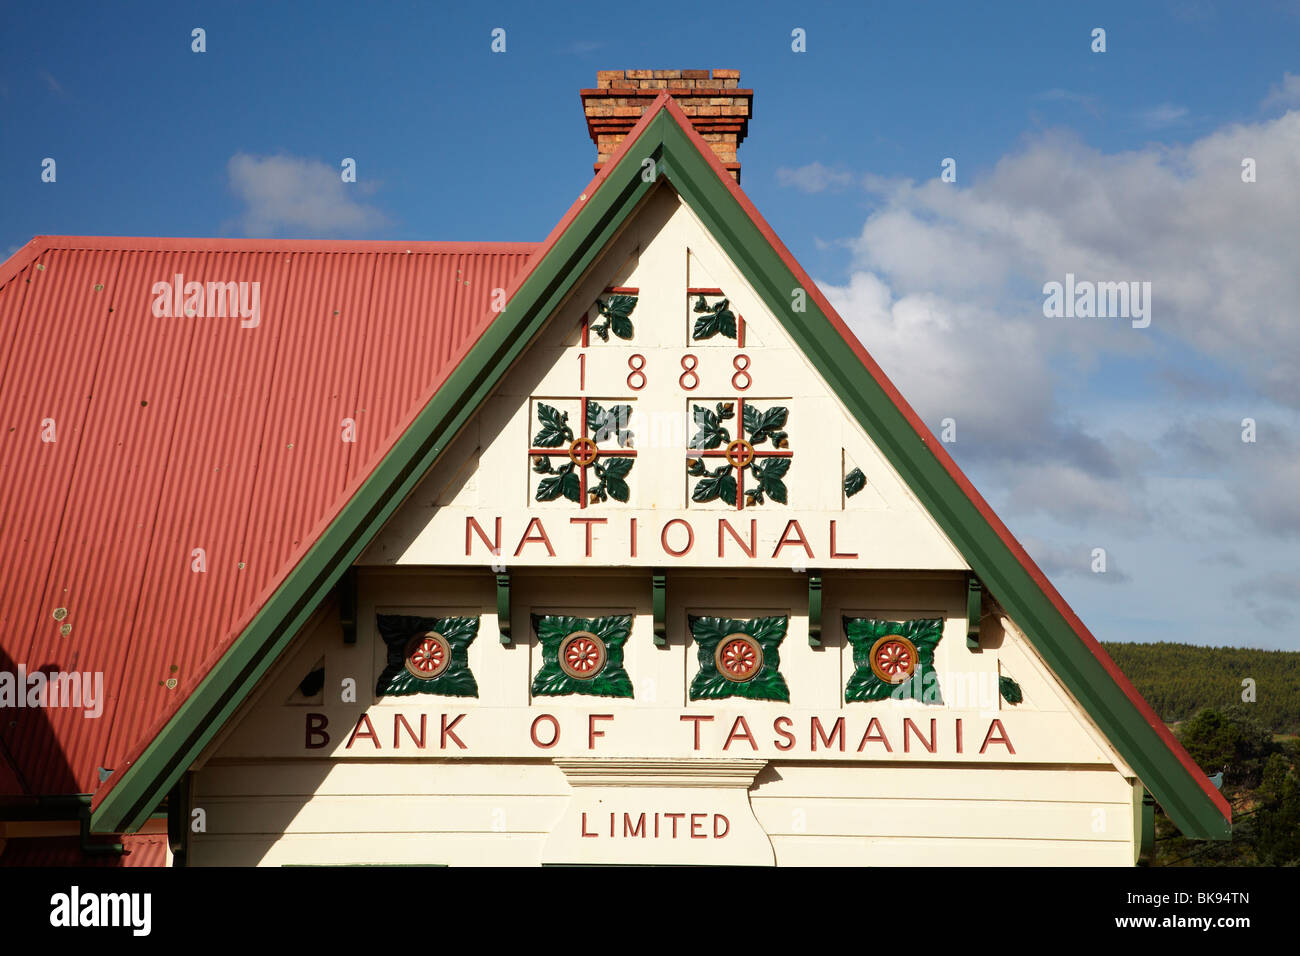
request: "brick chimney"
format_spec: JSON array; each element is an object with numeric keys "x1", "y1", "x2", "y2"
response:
[{"x1": 581, "y1": 69, "x2": 753, "y2": 182}]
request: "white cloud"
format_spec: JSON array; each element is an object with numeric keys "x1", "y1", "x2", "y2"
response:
[
  {"x1": 1261, "y1": 72, "x2": 1300, "y2": 110},
  {"x1": 1135, "y1": 103, "x2": 1189, "y2": 128},
  {"x1": 775, "y1": 162, "x2": 855, "y2": 193},
  {"x1": 226, "y1": 153, "x2": 388, "y2": 236},
  {"x1": 815, "y1": 90, "x2": 1300, "y2": 646}
]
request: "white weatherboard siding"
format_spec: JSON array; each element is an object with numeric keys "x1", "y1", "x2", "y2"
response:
[{"x1": 187, "y1": 186, "x2": 1143, "y2": 866}]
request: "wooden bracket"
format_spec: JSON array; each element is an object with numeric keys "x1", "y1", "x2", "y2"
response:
[
  {"x1": 808, "y1": 571, "x2": 823, "y2": 647},
  {"x1": 652, "y1": 569, "x2": 667, "y2": 646},
  {"x1": 1139, "y1": 789, "x2": 1157, "y2": 865},
  {"x1": 338, "y1": 566, "x2": 357, "y2": 644},
  {"x1": 966, "y1": 574, "x2": 982, "y2": 649},
  {"x1": 496, "y1": 572, "x2": 512, "y2": 645},
  {"x1": 166, "y1": 772, "x2": 193, "y2": 866}
]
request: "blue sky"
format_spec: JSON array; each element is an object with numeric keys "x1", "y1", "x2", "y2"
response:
[{"x1": 3, "y1": 1, "x2": 1299, "y2": 650}]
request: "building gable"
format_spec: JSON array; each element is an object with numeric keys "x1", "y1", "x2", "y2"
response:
[{"x1": 88, "y1": 94, "x2": 1230, "y2": 845}]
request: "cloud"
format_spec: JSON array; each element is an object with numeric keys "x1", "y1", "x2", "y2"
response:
[
  {"x1": 1135, "y1": 104, "x2": 1189, "y2": 128},
  {"x1": 775, "y1": 162, "x2": 856, "y2": 193},
  {"x1": 1035, "y1": 88, "x2": 1102, "y2": 119},
  {"x1": 1261, "y1": 72, "x2": 1300, "y2": 110},
  {"x1": 833, "y1": 113, "x2": 1300, "y2": 407},
  {"x1": 819, "y1": 107, "x2": 1300, "y2": 545},
  {"x1": 226, "y1": 153, "x2": 388, "y2": 236},
  {"x1": 813, "y1": 78, "x2": 1300, "y2": 647},
  {"x1": 1021, "y1": 536, "x2": 1131, "y2": 584}
]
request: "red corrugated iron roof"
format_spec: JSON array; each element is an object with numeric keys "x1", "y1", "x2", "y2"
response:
[
  {"x1": 0, "y1": 833, "x2": 166, "y2": 867},
  {"x1": 0, "y1": 237, "x2": 533, "y2": 796}
]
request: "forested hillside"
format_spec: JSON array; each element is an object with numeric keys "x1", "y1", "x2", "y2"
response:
[{"x1": 1102, "y1": 641, "x2": 1300, "y2": 735}]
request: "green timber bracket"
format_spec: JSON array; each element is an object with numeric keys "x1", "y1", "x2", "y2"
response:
[
  {"x1": 652, "y1": 569, "x2": 667, "y2": 646},
  {"x1": 1139, "y1": 788, "x2": 1156, "y2": 866},
  {"x1": 88, "y1": 95, "x2": 1231, "y2": 842},
  {"x1": 79, "y1": 804, "x2": 123, "y2": 856},
  {"x1": 808, "y1": 571, "x2": 823, "y2": 647},
  {"x1": 166, "y1": 772, "x2": 192, "y2": 867},
  {"x1": 966, "y1": 574, "x2": 982, "y2": 650},
  {"x1": 496, "y1": 572, "x2": 512, "y2": 645},
  {"x1": 338, "y1": 566, "x2": 357, "y2": 644}
]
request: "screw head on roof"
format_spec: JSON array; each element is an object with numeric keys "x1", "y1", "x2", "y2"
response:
[
  {"x1": 52, "y1": 607, "x2": 67, "y2": 621},
  {"x1": 94, "y1": 283, "x2": 104, "y2": 291},
  {"x1": 60, "y1": 623, "x2": 71, "y2": 636}
]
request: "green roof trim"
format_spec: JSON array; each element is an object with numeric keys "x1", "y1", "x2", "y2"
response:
[{"x1": 91, "y1": 98, "x2": 1230, "y2": 841}]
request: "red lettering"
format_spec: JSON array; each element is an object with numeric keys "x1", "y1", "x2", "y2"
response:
[
  {"x1": 691, "y1": 813, "x2": 706, "y2": 839},
  {"x1": 773, "y1": 715, "x2": 795, "y2": 751},
  {"x1": 955, "y1": 717, "x2": 963, "y2": 754},
  {"x1": 980, "y1": 718, "x2": 1016, "y2": 754},
  {"x1": 588, "y1": 713, "x2": 614, "y2": 749},
  {"x1": 723, "y1": 715, "x2": 758, "y2": 751},
  {"x1": 856, "y1": 717, "x2": 893, "y2": 752},
  {"x1": 665, "y1": 812, "x2": 685, "y2": 837},
  {"x1": 812, "y1": 716, "x2": 845, "y2": 752},
  {"x1": 630, "y1": 517, "x2": 638, "y2": 558},
  {"x1": 466, "y1": 516, "x2": 501, "y2": 557},
  {"x1": 624, "y1": 813, "x2": 646, "y2": 838},
  {"x1": 570, "y1": 517, "x2": 607, "y2": 557},
  {"x1": 680, "y1": 714, "x2": 714, "y2": 750},
  {"x1": 714, "y1": 813, "x2": 730, "y2": 838},
  {"x1": 772, "y1": 519, "x2": 814, "y2": 559},
  {"x1": 661, "y1": 518, "x2": 694, "y2": 557},
  {"x1": 514, "y1": 517, "x2": 555, "y2": 556},
  {"x1": 581, "y1": 812, "x2": 597, "y2": 838},
  {"x1": 305, "y1": 713, "x2": 329, "y2": 749},
  {"x1": 903, "y1": 717, "x2": 936, "y2": 754},
  {"x1": 394, "y1": 713, "x2": 426, "y2": 749},
  {"x1": 718, "y1": 518, "x2": 756, "y2": 558},
  {"x1": 346, "y1": 713, "x2": 380, "y2": 750},
  {"x1": 440, "y1": 713, "x2": 467, "y2": 750},
  {"x1": 829, "y1": 519, "x2": 858, "y2": 559},
  {"x1": 531, "y1": 714, "x2": 560, "y2": 748}
]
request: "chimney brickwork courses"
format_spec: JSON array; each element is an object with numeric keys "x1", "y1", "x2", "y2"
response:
[{"x1": 581, "y1": 69, "x2": 753, "y2": 182}]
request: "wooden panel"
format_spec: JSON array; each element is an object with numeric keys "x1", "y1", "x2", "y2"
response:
[
  {"x1": 751, "y1": 763, "x2": 1133, "y2": 803},
  {"x1": 197, "y1": 793, "x2": 567, "y2": 835},
  {"x1": 768, "y1": 834, "x2": 1132, "y2": 866},
  {"x1": 752, "y1": 797, "x2": 1131, "y2": 840},
  {"x1": 197, "y1": 759, "x2": 568, "y2": 797},
  {"x1": 189, "y1": 832, "x2": 547, "y2": 867}
]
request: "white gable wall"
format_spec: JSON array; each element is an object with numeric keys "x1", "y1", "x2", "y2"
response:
[{"x1": 186, "y1": 186, "x2": 1143, "y2": 867}]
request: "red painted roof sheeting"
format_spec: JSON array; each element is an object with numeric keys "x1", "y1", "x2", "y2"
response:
[
  {"x1": 0, "y1": 834, "x2": 167, "y2": 867},
  {"x1": 0, "y1": 238, "x2": 533, "y2": 796}
]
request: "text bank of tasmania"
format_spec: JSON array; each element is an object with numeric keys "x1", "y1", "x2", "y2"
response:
[{"x1": 0, "y1": 70, "x2": 1230, "y2": 866}]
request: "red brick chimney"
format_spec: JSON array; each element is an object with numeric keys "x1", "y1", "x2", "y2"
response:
[{"x1": 581, "y1": 69, "x2": 753, "y2": 182}]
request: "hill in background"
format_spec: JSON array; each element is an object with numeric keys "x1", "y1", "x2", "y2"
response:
[{"x1": 1102, "y1": 641, "x2": 1300, "y2": 736}]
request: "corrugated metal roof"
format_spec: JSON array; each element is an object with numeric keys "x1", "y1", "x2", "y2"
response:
[
  {"x1": 0, "y1": 237, "x2": 533, "y2": 797},
  {"x1": 0, "y1": 833, "x2": 166, "y2": 867}
]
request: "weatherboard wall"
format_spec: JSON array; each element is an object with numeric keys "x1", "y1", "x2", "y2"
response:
[{"x1": 185, "y1": 569, "x2": 1138, "y2": 866}]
